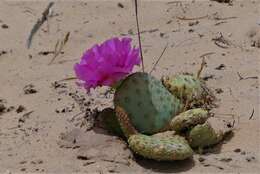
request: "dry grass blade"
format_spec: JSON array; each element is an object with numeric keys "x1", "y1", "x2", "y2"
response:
[
  {"x1": 27, "y1": 2, "x2": 54, "y2": 49},
  {"x1": 48, "y1": 31, "x2": 70, "y2": 65},
  {"x1": 149, "y1": 43, "x2": 168, "y2": 74}
]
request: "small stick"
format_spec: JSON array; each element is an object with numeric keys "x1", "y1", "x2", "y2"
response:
[
  {"x1": 212, "y1": 32, "x2": 232, "y2": 49},
  {"x1": 249, "y1": 108, "x2": 254, "y2": 120},
  {"x1": 237, "y1": 72, "x2": 243, "y2": 80},
  {"x1": 57, "y1": 77, "x2": 77, "y2": 82},
  {"x1": 214, "y1": 16, "x2": 237, "y2": 20},
  {"x1": 134, "y1": 0, "x2": 145, "y2": 72},
  {"x1": 237, "y1": 72, "x2": 258, "y2": 80},
  {"x1": 199, "y1": 52, "x2": 215, "y2": 58},
  {"x1": 177, "y1": 15, "x2": 208, "y2": 20},
  {"x1": 149, "y1": 43, "x2": 168, "y2": 74}
]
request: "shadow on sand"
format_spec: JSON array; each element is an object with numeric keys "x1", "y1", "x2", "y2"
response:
[{"x1": 135, "y1": 156, "x2": 195, "y2": 173}]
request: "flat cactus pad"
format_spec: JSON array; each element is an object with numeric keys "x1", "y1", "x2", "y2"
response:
[
  {"x1": 169, "y1": 108, "x2": 209, "y2": 132},
  {"x1": 114, "y1": 72, "x2": 183, "y2": 134},
  {"x1": 162, "y1": 74, "x2": 204, "y2": 104},
  {"x1": 128, "y1": 134, "x2": 193, "y2": 161},
  {"x1": 188, "y1": 122, "x2": 224, "y2": 148}
]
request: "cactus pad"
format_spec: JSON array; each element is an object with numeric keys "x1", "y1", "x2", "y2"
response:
[
  {"x1": 128, "y1": 134, "x2": 193, "y2": 161},
  {"x1": 162, "y1": 74, "x2": 204, "y2": 105},
  {"x1": 169, "y1": 108, "x2": 209, "y2": 132},
  {"x1": 188, "y1": 122, "x2": 224, "y2": 148},
  {"x1": 114, "y1": 72, "x2": 183, "y2": 134}
]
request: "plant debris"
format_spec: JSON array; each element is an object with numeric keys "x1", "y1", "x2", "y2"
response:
[
  {"x1": 237, "y1": 72, "x2": 258, "y2": 80},
  {"x1": 212, "y1": 32, "x2": 232, "y2": 49},
  {"x1": 48, "y1": 32, "x2": 70, "y2": 65},
  {"x1": 23, "y1": 84, "x2": 37, "y2": 94},
  {"x1": 16, "y1": 105, "x2": 26, "y2": 113},
  {"x1": 249, "y1": 109, "x2": 254, "y2": 120},
  {"x1": 215, "y1": 64, "x2": 226, "y2": 70},
  {"x1": 18, "y1": 111, "x2": 33, "y2": 123}
]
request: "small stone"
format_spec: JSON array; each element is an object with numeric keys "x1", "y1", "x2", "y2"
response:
[
  {"x1": 198, "y1": 157, "x2": 205, "y2": 162},
  {"x1": 1, "y1": 24, "x2": 9, "y2": 29},
  {"x1": 117, "y1": 2, "x2": 124, "y2": 8},
  {"x1": 77, "y1": 155, "x2": 89, "y2": 160},
  {"x1": 215, "y1": 64, "x2": 226, "y2": 70},
  {"x1": 20, "y1": 168, "x2": 26, "y2": 171},
  {"x1": 160, "y1": 33, "x2": 165, "y2": 38},
  {"x1": 6, "y1": 106, "x2": 15, "y2": 112},
  {"x1": 188, "y1": 21, "x2": 199, "y2": 26},
  {"x1": 234, "y1": 148, "x2": 241, "y2": 153},
  {"x1": 215, "y1": 88, "x2": 223, "y2": 94},
  {"x1": 241, "y1": 151, "x2": 246, "y2": 155},
  {"x1": 16, "y1": 105, "x2": 25, "y2": 113},
  {"x1": 219, "y1": 157, "x2": 232, "y2": 162},
  {"x1": 188, "y1": 29, "x2": 194, "y2": 33},
  {"x1": 19, "y1": 161, "x2": 27, "y2": 164},
  {"x1": 0, "y1": 104, "x2": 6, "y2": 113},
  {"x1": 246, "y1": 157, "x2": 251, "y2": 162}
]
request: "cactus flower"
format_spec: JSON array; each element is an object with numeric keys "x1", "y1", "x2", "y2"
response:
[{"x1": 74, "y1": 37, "x2": 140, "y2": 91}]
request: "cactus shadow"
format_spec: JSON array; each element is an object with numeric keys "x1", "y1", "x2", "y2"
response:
[{"x1": 134, "y1": 156, "x2": 195, "y2": 173}]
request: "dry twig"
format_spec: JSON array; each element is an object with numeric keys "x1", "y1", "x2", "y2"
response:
[
  {"x1": 212, "y1": 32, "x2": 232, "y2": 49},
  {"x1": 177, "y1": 15, "x2": 208, "y2": 20},
  {"x1": 237, "y1": 72, "x2": 258, "y2": 80}
]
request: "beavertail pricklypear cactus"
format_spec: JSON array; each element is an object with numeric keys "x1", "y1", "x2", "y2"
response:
[
  {"x1": 98, "y1": 72, "x2": 230, "y2": 161},
  {"x1": 114, "y1": 72, "x2": 183, "y2": 134}
]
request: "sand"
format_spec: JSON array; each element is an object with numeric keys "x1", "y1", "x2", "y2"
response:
[{"x1": 0, "y1": 0, "x2": 259, "y2": 173}]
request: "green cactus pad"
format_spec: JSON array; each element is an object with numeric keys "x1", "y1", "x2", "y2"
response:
[
  {"x1": 162, "y1": 74, "x2": 204, "y2": 104},
  {"x1": 128, "y1": 134, "x2": 193, "y2": 161},
  {"x1": 169, "y1": 108, "x2": 209, "y2": 132},
  {"x1": 114, "y1": 72, "x2": 183, "y2": 134},
  {"x1": 188, "y1": 122, "x2": 224, "y2": 148}
]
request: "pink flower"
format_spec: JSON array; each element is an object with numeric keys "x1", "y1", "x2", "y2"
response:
[{"x1": 74, "y1": 37, "x2": 140, "y2": 91}]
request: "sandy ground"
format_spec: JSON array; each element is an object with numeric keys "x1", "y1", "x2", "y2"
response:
[{"x1": 0, "y1": 0, "x2": 259, "y2": 173}]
